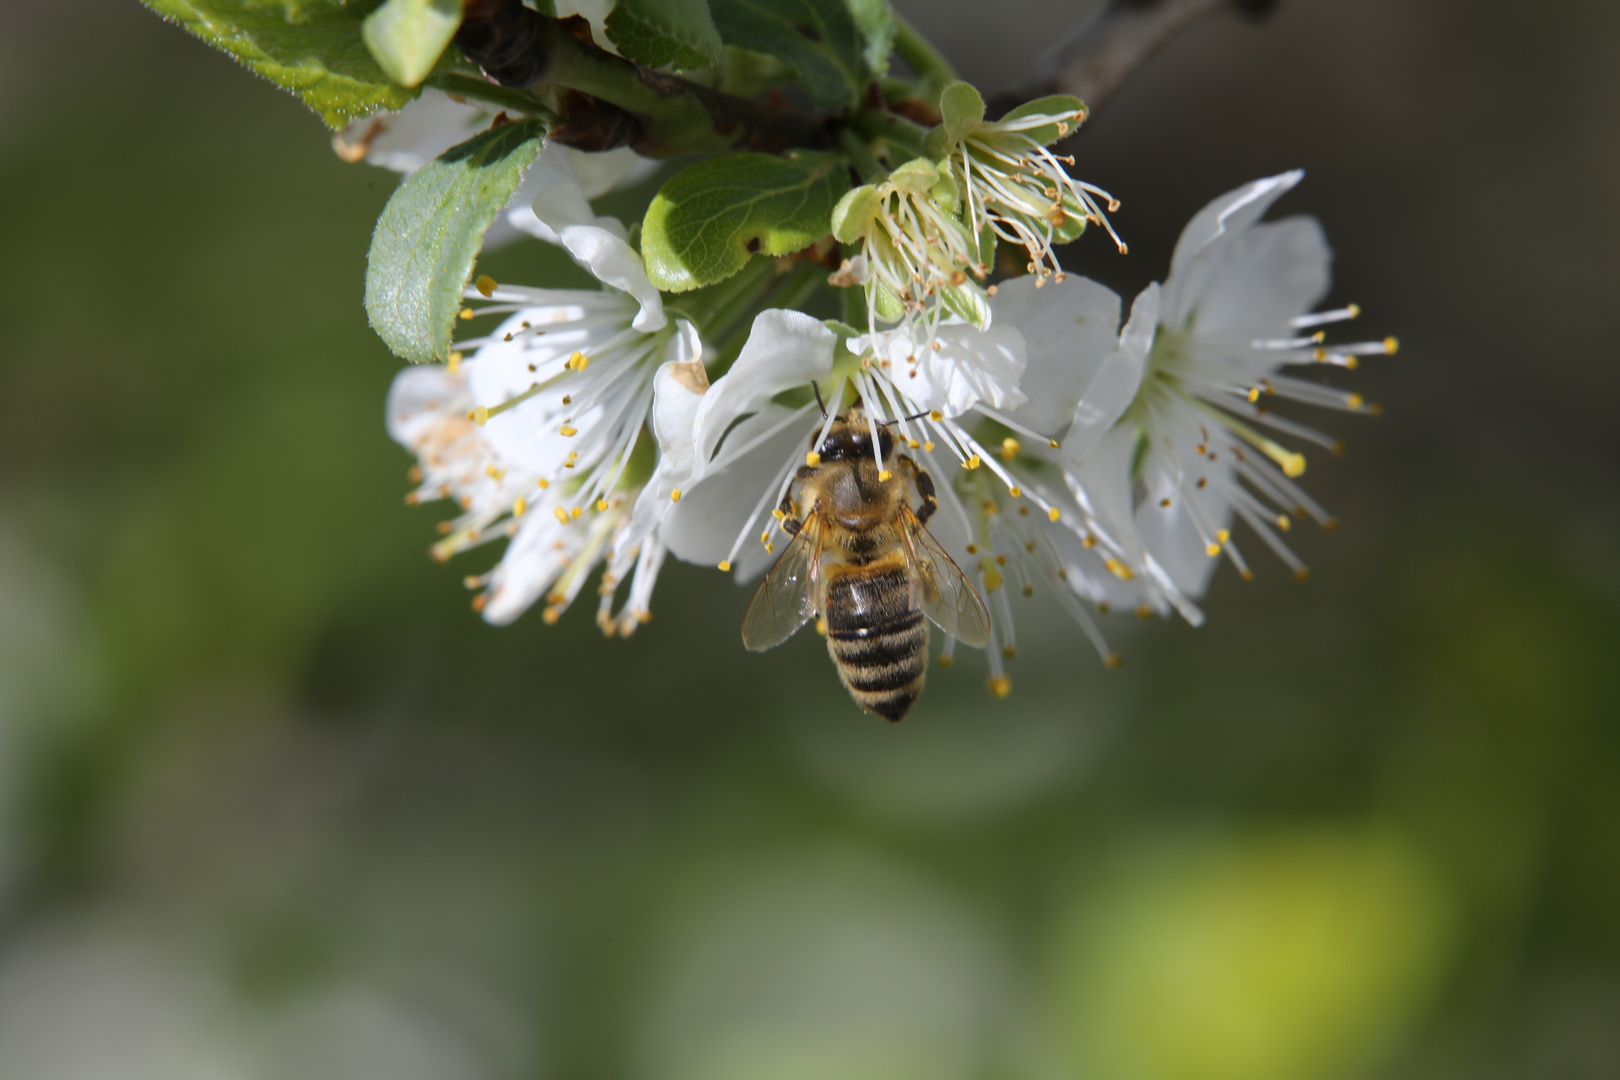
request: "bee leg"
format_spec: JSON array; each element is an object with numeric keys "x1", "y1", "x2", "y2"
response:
[
  {"x1": 900, "y1": 454, "x2": 938, "y2": 524},
  {"x1": 777, "y1": 493, "x2": 803, "y2": 536},
  {"x1": 782, "y1": 517, "x2": 802, "y2": 536}
]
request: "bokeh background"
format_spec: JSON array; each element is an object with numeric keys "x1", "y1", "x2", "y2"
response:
[{"x1": 1, "y1": 0, "x2": 1617, "y2": 1076}]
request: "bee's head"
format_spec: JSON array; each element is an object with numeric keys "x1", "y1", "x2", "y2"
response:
[{"x1": 812, "y1": 403, "x2": 895, "y2": 463}]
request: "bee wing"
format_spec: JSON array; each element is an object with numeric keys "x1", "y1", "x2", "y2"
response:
[
  {"x1": 741, "y1": 516, "x2": 824, "y2": 652},
  {"x1": 904, "y1": 509, "x2": 993, "y2": 648}
]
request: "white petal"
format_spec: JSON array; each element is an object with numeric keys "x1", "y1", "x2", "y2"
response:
[
  {"x1": 1189, "y1": 218, "x2": 1332, "y2": 340},
  {"x1": 692, "y1": 310, "x2": 836, "y2": 473},
  {"x1": 481, "y1": 507, "x2": 571, "y2": 625},
  {"x1": 527, "y1": 153, "x2": 666, "y2": 331},
  {"x1": 338, "y1": 91, "x2": 488, "y2": 174},
  {"x1": 1063, "y1": 283, "x2": 1157, "y2": 462},
  {"x1": 665, "y1": 406, "x2": 807, "y2": 576},
  {"x1": 991, "y1": 275, "x2": 1121, "y2": 435},
  {"x1": 385, "y1": 363, "x2": 465, "y2": 447},
  {"x1": 1135, "y1": 443, "x2": 1235, "y2": 602},
  {"x1": 1162, "y1": 170, "x2": 1304, "y2": 329},
  {"x1": 565, "y1": 146, "x2": 658, "y2": 199},
  {"x1": 860, "y1": 322, "x2": 1027, "y2": 417}
]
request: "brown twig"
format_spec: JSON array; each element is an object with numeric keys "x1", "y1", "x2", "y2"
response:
[
  {"x1": 454, "y1": 0, "x2": 828, "y2": 157},
  {"x1": 988, "y1": 0, "x2": 1277, "y2": 117}
]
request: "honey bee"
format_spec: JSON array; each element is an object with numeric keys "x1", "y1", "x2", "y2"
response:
[{"x1": 742, "y1": 403, "x2": 992, "y2": 721}]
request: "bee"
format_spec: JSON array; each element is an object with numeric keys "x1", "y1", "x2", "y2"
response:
[{"x1": 742, "y1": 403, "x2": 992, "y2": 721}]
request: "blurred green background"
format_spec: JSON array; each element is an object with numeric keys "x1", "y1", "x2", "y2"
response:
[{"x1": 1, "y1": 0, "x2": 1617, "y2": 1076}]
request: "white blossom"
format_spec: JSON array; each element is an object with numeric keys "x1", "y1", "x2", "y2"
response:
[
  {"x1": 1013, "y1": 171, "x2": 1396, "y2": 612},
  {"x1": 391, "y1": 165, "x2": 695, "y2": 632}
]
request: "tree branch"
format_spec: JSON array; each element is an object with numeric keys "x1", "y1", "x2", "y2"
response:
[
  {"x1": 454, "y1": 0, "x2": 828, "y2": 157},
  {"x1": 989, "y1": 0, "x2": 1277, "y2": 117}
]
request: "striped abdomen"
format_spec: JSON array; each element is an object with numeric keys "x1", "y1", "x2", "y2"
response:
[{"x1": 823, "y1": 564, "x2": 928, "y2": 722}]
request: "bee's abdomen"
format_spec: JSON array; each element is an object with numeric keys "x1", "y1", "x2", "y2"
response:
[{"x1": 824, "y1": 567, "x2": 927, "y2": 722}]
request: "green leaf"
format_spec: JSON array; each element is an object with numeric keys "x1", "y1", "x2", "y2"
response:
[
  {"x1": 141, "y1": 0, "x2": 431, "y2": 128},
  {"x1": 709, "y1": 0, "x2": 866, "y2": 109},
  {"x1": 365, "y1": 118, "x2": 549, "y2": 363},
  {"x1": 604, "y1": 0, "x2": 723, "y2": 70},
  {"x1": 642, "y1": 151, "x2": 851, "y2": 292},
  {"x1": 362, "y1": 0, "x2": 461, "y2": 88}
]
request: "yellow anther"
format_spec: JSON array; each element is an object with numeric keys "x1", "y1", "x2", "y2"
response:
[
  {"x1": 815, "y1": 617, "x2": 828, "y2": 636},
  {"x1": 1276, "y1": 514, "x2": 1292, "y2": 531},
  {"x1": 1283, "y1": 453, "x2": 1307, "y2": 478},
  {"x1": 1323, "y1": 517, "x2": 1340, "y2": 533},
  {"x1": 1346, "y1": 303, "x2": 1362, "y2": 318},
  {"x1": 1206, "y1": 543, "x2": 1221, "y2": 557},
  {"x1": 1294, "y1": 567, "x2": 1311, "y2": 583},
  {"x1": 966, "y1": 544, "x2": 978, "y2": 554},
  {"x1": 1001, "y1": 437, "x2": 1021, "y2": 461},
  {"x1": 995, "y1": 554, "x2": 1007, "y2": 566},
  {"x1": 938, "y1": 654, "x2": 954, "y2": 669},
  {"x1": 1105, "y1": 558, "x2": 1135, "y2": 581},
  {"x1": 459, "y1": 308, "x2": 475, "y2": 320},
  {"x1": 513, "y1": 497, "x2": 527, "y2": 518},
  {"x1": 1048, "y1": 507, "x2": 1061, "y2": 522},
  {"x1": 766, "y1": 542, "x2": 774, "y2": 554},
  {"x1": 965, "y1": 455, "x2": 982, "y2": 470},
  {"x1": 670, "y1": 489, "x2": 682, "y2": 502},
  {"x1": 569, "y1": 506, "x2": 582, "y2": 519},
  {"x1": 718, "y1": 560, "x2": 732, "y2": 572},
  {"x1": 474, "y1": 275, "x2": 497, "y2": 297},
  {"x1": 761, "y1": 530, "x2": 770, "y2": 544},
  {"x1": 596, "y1": 499, "x2": 609, "y2": 512},
  {"x1": 1008, "y1": 487, "x2": 1022, "y2": 498},
  {"x1": 906, "y1": 438, "x2": 920, "y2": 448},
  {"x1": 983, "y1": 568, "x2": 1004, "y2": 591},
  {"x1": 1105, "y1": 653, "x2": 1123, "y2": 669},
  {"x1": 1136, "y1": 605, "x2": 1152, "y2": 620},
  {"x1": 469, "y1": 405, "x2": 490, "y2": 425},
  {"x1": 806, "y1": 451, "x2": 821, "y2": 466},
  {"x1": 772, "y1": 508, "x2": 786, "y2": 521},
  {"x1": 923, "y1": 441, "x2": 935, "y2": 452},
  {"x1": 879, "y1": 470, "x2": 892, "y2": 481},
  {"x1": 447, "y1": 351, "x2": 463, "y2": 374},
  {"x1": 987, "y1": 675, "x2": 1012, "y2": 698},
  {"x1": 1248, "y1": 387, "x2": 1262, "y2": 403},
  {"x1": 1384, "y1": 336, "x2": 1400, "y2": 354},
  {"x1": 485, "y1": 464, "x2": 505, "y2": 480},
  {"x1": 554, "y1": 507, "x2": 570, "y2": 525},
  {"x1": 537, "y1": 478, "x2": 549, "y2": 489},
  {"x1": 564, "y1": 451, "x2": 579, "y2": 467},
  {"x1": 1347, "y1": 393, "x2": 1364, "y2": 410},
  {"x1": 541, "y1": 607, "x2": 560, "y2": 625},
  {"x1": 1048, "y1": 438, "x2": 1060, "y2": 449},
  {"x1": 929, "y1": 411, "x2": 943, "y2": 422},
  {"x1": 567, "y1": 351, "x2": 589, "y2": 371}
]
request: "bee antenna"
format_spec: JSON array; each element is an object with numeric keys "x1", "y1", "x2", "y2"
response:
[
  {"x1": 811, "y1": 381, "x2": 829, "y2": 420},
  {"x1": 890, "y1": 409, "x2": 930, "y2": 424}
]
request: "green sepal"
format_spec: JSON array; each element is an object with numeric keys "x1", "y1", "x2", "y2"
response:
[
  {"x1": 709, "y1": 0, "x2": 867, "y2": 109},
  {"x1": 604, "y1": 0, "x2": 723, "y2": 70},
  {"x1": 999, "y1": 93, "x2": 1087, "y2": 146},
  {"x1": 140, "y1": 0, "x2": 433, "y2": 128},
  {"x1": 869, "y1": 281, "x2": 904, "y2": 323},
  {"x1": 938, "y1": 80, "x2": 986, "y2": 143},
  {"x1": 362, "y1": 0, "x2": 461, "y2": 88},
  {"x1": 977, "y1": 222, "x2": 998, "y2": 267},
  {"x1": 940, "y1": 283, "x2": 990, "y2": 328},
  {"x1": 642, "y1": 151, "x2": 851, "y2": 292},
  {"x1": 831, "y1": 185, "x2": 882, "y2": 243},
  {"x1": 886, "y1": 156, "x2": 940, "y2": 195},
  {"x1": 365, "y1": 117, "x2": 550, "y2": 363}
]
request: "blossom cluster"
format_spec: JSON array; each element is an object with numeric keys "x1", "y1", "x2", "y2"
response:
[{"x1": 363, "y1": 92, "x2": 1394, "y2": 698}]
